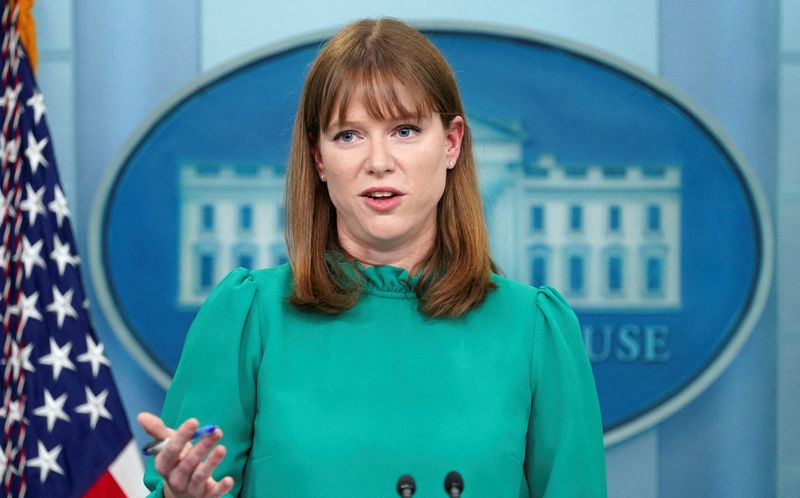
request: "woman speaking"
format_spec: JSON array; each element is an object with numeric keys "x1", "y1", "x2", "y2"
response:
[{"x1": 139, "y1": 17, "x2": 607, "y2": 498}]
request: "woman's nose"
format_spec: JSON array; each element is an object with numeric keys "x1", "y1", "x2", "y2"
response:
[{"x1": 365, "y1": 139, "x2": 394, "y2": 175}]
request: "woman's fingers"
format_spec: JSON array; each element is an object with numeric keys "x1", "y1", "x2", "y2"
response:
[
  {"x1": 188, "y1": 443, "x2": 226, "y2": 496},
  {"x1": 157, "y1": 417, "x2": 199, "y2": 479},
  {"x1": 208, "y1": 476, "x2": 235, "y2": 498},
  {"x1": 137, "y1": 411, "x2": 173, "y2": 440},
  {"x1": 137, "y1": 413, "x2": 233, "y2": 497},
  {"x1": 172, "y1": 428, "x2": 223, "y2": 492}
]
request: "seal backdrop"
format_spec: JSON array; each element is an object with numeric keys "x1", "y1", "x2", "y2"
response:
[{"x1": 89, "y1": 23, "x2": 773, "y2": 446}]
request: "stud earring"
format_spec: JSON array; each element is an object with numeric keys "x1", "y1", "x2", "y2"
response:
[
  {"x1": 448, "y1": 160, "x2": 455, "y2": 168},
  {"x1": 320, "y1": 173, "x2": 326, "y2": 181}
]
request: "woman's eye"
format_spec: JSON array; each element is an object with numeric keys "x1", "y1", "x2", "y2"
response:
[
  {"x1": 335, "y1": 131, "x2": 356, "y2": 143},
  {"x1": 397, "y1": 125, "x2": 420, "y2": 138}
]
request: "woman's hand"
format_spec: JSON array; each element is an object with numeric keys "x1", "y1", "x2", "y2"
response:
[{"x1": 138, "y1": 412, "x2": 234, "y2": 498}]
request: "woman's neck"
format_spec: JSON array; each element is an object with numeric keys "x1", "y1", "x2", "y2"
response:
[{"x1": 336, "y1": 226, "x2": 435, "y2": 272}]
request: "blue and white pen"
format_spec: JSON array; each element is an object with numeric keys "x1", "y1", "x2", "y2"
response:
[{"x1": 142, "y1": 424, "x2": 218, "y2": 456}]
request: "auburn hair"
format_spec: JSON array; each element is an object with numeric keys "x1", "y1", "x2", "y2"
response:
[{"x1": 285, "y1": 17, "x2": 497, "y2": 317}]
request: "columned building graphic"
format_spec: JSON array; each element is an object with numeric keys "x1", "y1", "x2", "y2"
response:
[
  {"x1": 473, "y1": 116, "x2": 682, "y2": 311},
  {"x1": 177, "y1": 163, "x2": 286, "y2": 306},
  {"x1": 176, "y1": 115, "x2": 682, "y2": 310},
  {"x1": 514, "y1": 155, "x2": 681, "y2": 310}
]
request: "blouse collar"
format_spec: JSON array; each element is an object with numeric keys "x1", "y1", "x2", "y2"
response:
[
  {"x1": 327, "y1": 251, "x2": 422, "y2": 297},
  {"x1": 356, "y1": 261, "x2": 421, "y2": 297}
]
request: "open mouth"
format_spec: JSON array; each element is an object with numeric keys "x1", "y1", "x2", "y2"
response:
[
  {"x1": 360, "y1": 189, "x2": 404, "y2": 211},
  {"x1": 364, "y1": 191, "x2": 400, "y2": 199}
]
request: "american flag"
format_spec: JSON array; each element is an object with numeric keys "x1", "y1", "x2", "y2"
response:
[{"x1": 1, "y1": 1, "x2": 145, "y2": 496}]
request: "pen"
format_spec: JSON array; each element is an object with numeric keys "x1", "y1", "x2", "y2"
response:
[{"x1": 142, "y1": 424, "x2": 217, "y2": 456}]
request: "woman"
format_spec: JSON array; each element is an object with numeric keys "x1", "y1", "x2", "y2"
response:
[{"x1": 140, "y1": 17, "x2": 607, "y2": 498}]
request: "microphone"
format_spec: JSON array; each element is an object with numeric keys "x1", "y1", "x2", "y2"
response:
[
  {"x1": 396, "y1": 474, "x2": 416, "y2": 497},
  {"x1": 444, "y1": 471, "x2": 464, "y2": 497}
]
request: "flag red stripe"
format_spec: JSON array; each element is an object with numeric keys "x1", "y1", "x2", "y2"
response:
[{"x1": 83, "y1": 470, "x2": 126, "y2": 498}]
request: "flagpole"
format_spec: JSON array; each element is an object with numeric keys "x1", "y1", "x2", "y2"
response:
[{"x1": 1, "y1": 1, "x2": 146, "y2": 495}]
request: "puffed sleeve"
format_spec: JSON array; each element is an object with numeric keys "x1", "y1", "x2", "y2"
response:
[
  {"x1": 525, "y1": 286, "x2": 607, "y2": 497},
  {"x1": 144, "y1": 268, "x2": 263, "y2": 497}
]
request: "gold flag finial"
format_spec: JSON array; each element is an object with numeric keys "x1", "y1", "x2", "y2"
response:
[{"x1": 12, "y1": 0, "x2": 38, "y2": 74}]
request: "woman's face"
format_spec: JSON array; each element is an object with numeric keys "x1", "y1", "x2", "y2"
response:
[{"x1": 314, "y1": 86, "x2": 464, "y2": 263}]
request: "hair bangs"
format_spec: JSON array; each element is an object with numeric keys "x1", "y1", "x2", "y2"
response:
[{"x1": 322, "y1": 66, "x2": 436, "y2": 131}]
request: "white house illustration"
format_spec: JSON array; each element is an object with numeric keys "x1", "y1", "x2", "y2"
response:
[
  {"x1": 177, "y1": 115, "x2": 682, "y2": 310},
  {"x1": 177, "y1": 163, "x2": 286, "y2": 306}
]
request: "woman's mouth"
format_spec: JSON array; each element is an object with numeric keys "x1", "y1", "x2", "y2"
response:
[{"x1": 361, "y1": 189, "x2": 404, "y2": 211}]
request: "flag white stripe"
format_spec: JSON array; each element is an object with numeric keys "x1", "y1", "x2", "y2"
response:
[{"x1": 108, "y1": 440, "x2": 148, "y2": 497}]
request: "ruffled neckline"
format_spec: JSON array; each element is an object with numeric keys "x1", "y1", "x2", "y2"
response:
[
  {"x1": 355, "y1": 261, "x2": 421, "y2": 297},
  {"x1": 327, "y1": 251, "x2": 421, "y2": 298}
]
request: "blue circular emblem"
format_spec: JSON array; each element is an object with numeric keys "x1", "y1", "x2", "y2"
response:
[{"x1": 89, "y1": 24, "x2": 772, "y2": 445}]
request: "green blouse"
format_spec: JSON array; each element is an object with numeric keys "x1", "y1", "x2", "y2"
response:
[{"x1": 145, "y1": 264, "x2": 606, "y2": 497}]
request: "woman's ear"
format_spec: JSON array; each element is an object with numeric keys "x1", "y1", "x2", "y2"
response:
[
  {"x1": 445, "y1": 116, "x2": 465, "y2": 168},
  {"x1": 312, "y1": 144, "x2": 325, "y2": 179}
]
